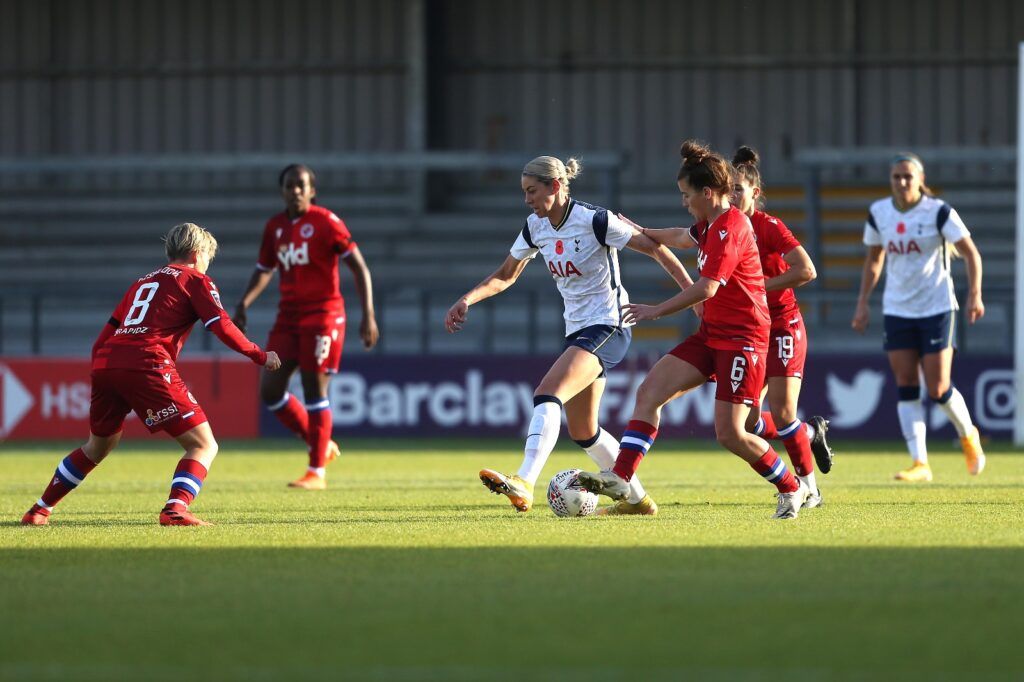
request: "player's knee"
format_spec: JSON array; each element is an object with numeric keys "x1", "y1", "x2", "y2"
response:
[
  {"x1": 772, "y1": 405, "x2": 797, "y2": 425},
  {"x1": 715, "y1": 424, "x2": 745, "y2": 452},
  {"x1": 633, "y1": 381, "x2": 664, "y2": 414},
  {"x1": 928, "y1": 381, "x2": 952, "y2": 402},
  {"x1": 261, "y1": 384, "x2": 287, "y2": 406}
]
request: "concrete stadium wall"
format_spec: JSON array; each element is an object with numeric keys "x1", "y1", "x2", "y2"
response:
[{"x1": 1, "y1": 0, "x2": 1020, "y2": 186}]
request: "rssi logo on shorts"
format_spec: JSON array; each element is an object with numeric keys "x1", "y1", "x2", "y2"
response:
[{"x1": 144, "y1": 404, "x2": 179, "y2": 426}]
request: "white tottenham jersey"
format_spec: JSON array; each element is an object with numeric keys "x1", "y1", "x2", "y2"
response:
[
  {"x1": 863, "y1": 195, "x2": 970, "y2": 318},
  {"x1": 510, "y1": 199, "x2": 633, "y2": 335}
]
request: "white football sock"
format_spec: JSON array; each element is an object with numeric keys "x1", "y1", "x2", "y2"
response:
[
  {"x1": 798, "y1": 472, "x2": 817, "y2": 494},
  {"x1": 517, "y1": 399, "x2": 562, "y2": 485},
  {"x1": 937, "y1": 388, "x2": 974, "y2": 438},
  {"x1": 804, "y1": 422, "x2": 816, "y2": 440},
  {"x1": 583, "y1": 428, "x2": 647, "y2": 504},
  {"x1": 897, "y1": 399, "x2": 928, "y2": 464}
]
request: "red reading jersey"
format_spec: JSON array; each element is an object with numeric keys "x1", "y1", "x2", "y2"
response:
[
  {"x1": 256, "y1": 205, "x2": 357, "y2": 315},
  {"x1": 750, "y1": 210, "x2": 802, "y2": 322},
  {"x1": 94, "y1": 265, "x2": 248, "y2": 370},
  {"x1": 688, "y1": 206, "x2": 771, "y2": 351}
]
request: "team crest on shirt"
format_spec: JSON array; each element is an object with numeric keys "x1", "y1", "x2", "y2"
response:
[{"x1": 300, "y1": 224, "x2": 315, "y2": 239}]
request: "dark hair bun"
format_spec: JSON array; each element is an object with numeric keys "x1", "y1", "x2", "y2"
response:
[
  {"x1": 732, "y1": 146, "x2": 760, "y2": 167},
  {"x1": 680, "y1": 139, "x2": 712, "y2": 165}
]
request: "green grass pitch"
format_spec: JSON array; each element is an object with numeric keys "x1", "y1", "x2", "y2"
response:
[{"x1": 2, "y1": 438, "x2": 1023, "y2": 681}]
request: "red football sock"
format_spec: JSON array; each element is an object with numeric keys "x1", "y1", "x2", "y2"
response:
[
  {"x1": 758, "y1": 412, "x2": 779, "y2": 439},
  {"x1": 750, "y1": 447, "x2": 799, "y2": 493},
  {"x1": 307, "y1": 406, "x2": 333, "y2": 469},
  {"x1": 39, "y1": 448, "x2": 98, "y2": 508},
  {"x1": 612, "y1": 420, "x2": 658, "y2": 482},
  {"x1": 778, "y1": 419, "x2": 814, "y2": 477},
  {"x1": 165, "y1": 458, "x2": 209, "y2": 509},
  {"x1": 269, "y1": 392, "x2": 309, "y2": 440}
]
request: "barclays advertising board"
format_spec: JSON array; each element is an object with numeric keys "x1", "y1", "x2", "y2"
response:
[{"x1": 260, "y1": 354, "x2": 1015, "y2": 440}]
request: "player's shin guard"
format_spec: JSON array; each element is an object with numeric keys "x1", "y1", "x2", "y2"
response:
[
  {"x1": 37, "y1": 448, "x2": 98, "y2": 510},
  {"x1": 517, "y1": 396, "x2": 562, "y2": 485},
  {"x1": 306, "y1": 400, "x2": 333, "y2": 471},
  {"x1": 575, "y1": 428, "x2": 647, "y2": 504},
  {"x1": 612, "y1": 420, "x2": 658, "y2": 482},
  {"x1": 266, "y1": 392, "x2": 309, "y2": 441},
  {"x1": 751, "y1": 447, "x2": 799, "y2": 494},
  {"x1": 897, "y1": 386, "x2": 928, "y2": 463},
  {"x1": 777, "y1": 419, "x2": 814, "y2": 477},
  {"x1": 754, "y1": 412, "x2": 779, "y2": 439},
  {"x1": 165, "y1": 458, "x2": 208, "y2": 509},
  {"x1": 934, "y1": 386, "x2": 974, "y2": 438}
]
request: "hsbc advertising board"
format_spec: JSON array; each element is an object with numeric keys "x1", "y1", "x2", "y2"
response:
[
  {"x1": 0, "y1": 358, "x2": 258, "y2": 440},
  {"x1": 260, "y1": 353, "x2": 1016, "y2": 440},
  {"x1": 0, "y1": 354, "x2": 1014, "y2": 441}
]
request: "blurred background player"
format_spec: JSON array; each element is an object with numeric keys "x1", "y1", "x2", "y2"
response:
[
  {"x1": 444, "y1": 156, "x2": 692, "y2": 515},
  {"x1": 730, "y1": 146, "x2": 834, "y2": 508},
  {"x1": 233, "y1": 164, "x2": 379, "y2": 490},
  {"x1": 851, "y1": 152, "x2": 986, "y2": 482},
  {"x1": 20, "y1": 223, "x2": 281, "y2": 527},
  {"x1": 579, "y1": 140, "x2": 810, "y2": 520}
]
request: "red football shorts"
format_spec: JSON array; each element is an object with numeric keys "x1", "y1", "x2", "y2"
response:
[
  {"x1": 766, "y1": 312, "x2": 807, "y2": 379},
  {"x1": 90, "y1": 367, "x2": 208, "y2": 438},
  {"x1": 669, "y1": 331, "x2": 767, "y2": 405},
  {"x1": 268, "y1": 309, "x2": 347, "y2": 374}
]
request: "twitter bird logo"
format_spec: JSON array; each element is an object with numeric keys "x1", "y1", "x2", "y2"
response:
[{"x1": 826, "y1": 370, "x2": 886, "y2": 428}]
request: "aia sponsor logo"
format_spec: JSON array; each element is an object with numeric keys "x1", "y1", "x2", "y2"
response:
[
  {"x1": 886, "y1": 240, "x2": 921, "y2": 255},
  {"x1": 277, "y1": 242, "x2": 310, "y2": 271},
  {"x1": 144, "y1": 404, "x2": 179, "y2": 427},
  {"x1": 547, "y1": 260, "x2": 582, "y2": 278}
]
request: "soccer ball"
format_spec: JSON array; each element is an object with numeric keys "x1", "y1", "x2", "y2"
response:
[{"x1": 547, "y1": 469, "x2": 599, "y2": 517}]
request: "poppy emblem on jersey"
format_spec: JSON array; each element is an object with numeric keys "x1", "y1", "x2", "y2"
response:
[
  {"x1": 555, "y1": 240, "x2": 564, "y2": 255},
  {"x1": 896, "y1": 222, "x2": 906, "y2": 234},
  {"x1": 300, "y1": 224, "x2": 315, "y2": 239}
]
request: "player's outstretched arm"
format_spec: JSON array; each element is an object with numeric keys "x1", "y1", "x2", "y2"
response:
[
  {"x1": 90, "y1": 317, "x2": 119, "y2": 359},
  {"x1": 207, "y1": 315, "x2": 273, "y2": 366},
  {"x1": 232, "y1": 268, "x2": 275, "y2": 333},
  {"x1": 766, "y1": 246, "x2": 817, "y2": 291},
  {"x1": 852, "y1": 246, "x2": 885, "y2": 333},
  {"x1": 617, "y1": 213, "x2": 695, "y2": 250},
  {"x1": 342, "y1": 245, "x2": 379, "y2": 349},
  {"x1": 955, "y1": 235, "x2": 984, "y2": 324},
  {"x1": 622, "y1": 276, "x2": 719, "y2": 324},
  {"x1": 445, "y1": 255, "x2": 530, "y2": 333},
  {"x1": 624, "y1": 230, "x2": 694, "y2": 290}
]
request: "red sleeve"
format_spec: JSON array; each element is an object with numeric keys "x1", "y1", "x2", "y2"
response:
[
  {"x1": 91, "y1": 317, "x2": 118, "y2": 359},
  {"x1": 208, "y1": 316, "x2": 267, "y2": 365},
  {"x1": 327, "y1": 212, "x2": 356, "y2": 256},
  {"x1": 92, "y1": 292, "x2": 129, "y2": 358},
  {"x1": 256, "y1": 219, "x2": 278, "y2": 271},
  {"x1": 698, "y1": 225, "x2": 740, "y2": 286},
  {"x1": 185, "y1": 274, "x2": 267, "y2": 364},
  {"x1": 765, "y1": 216, "x2": 800, "y2": 255}
]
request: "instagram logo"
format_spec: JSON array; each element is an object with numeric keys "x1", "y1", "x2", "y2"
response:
[{"x1": 974, "y1": 370, "x2": 1014, "y2": 430}]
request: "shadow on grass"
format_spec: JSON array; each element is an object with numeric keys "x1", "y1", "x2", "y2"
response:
[{"x1": 1, "y1": 546, "x2": 1021, "y2": 681}]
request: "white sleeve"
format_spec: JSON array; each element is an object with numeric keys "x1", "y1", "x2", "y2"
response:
[
  {"x1": 510, "y1": 224, "x2": 539, "y2": 261},
  {"x1": 603, "y1": 211, "x2": 634, "y2": 249},
  {"x1": 941, "y1": 207, "x2": 970, "y2": 242},
  {"x1": 863, "y1": 211, "x2": 882, "y2": 246}
]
